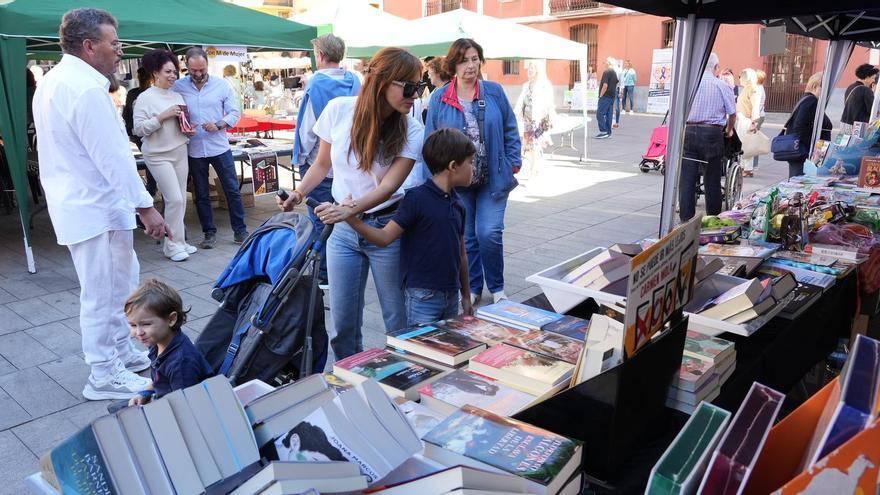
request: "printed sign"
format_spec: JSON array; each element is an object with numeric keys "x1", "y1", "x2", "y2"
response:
[
  {"x1": 647, "y1": 48, "x2": 673, "y2": 114},
  {"x1": 203, "y1": 45, "x2": 248, "y2": 63},
  {"x1": 623, "y1": 216, "x2": 701, "y2": 357},
  {"x1": 249, "y1": 150, "x2": 279, "y2": 196}
]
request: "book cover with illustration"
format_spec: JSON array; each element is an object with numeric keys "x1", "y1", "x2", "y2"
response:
[
  {"x1": 811, "y1": 140, "x2": 831, "y2": 167},
  {"x1": 470, "y1": 344, "x2": 573, "y2": 387},
  {"x1": 423, "y1": 405, "x2": 582, "y2": 486},
  {"x1": 858, "y1": 156, "x2": 880, "y2": 188},
  {"x1": 505, "y1": 330, "x2": 584, "y2": 364},
  {"x1": 323, "y1": 373, "x2": 353, "y2": 393},
  {"x1": 542, "y1": 315, "x2": 590, "y2": 341},
  {"x1": 683, "y1": 331, "x2": 735, "y2": 366},
  {"x1": 476, "y1": 300, "x2": 563, "y2": 331},
  {"x1": 675, "y1": 355, "x2": 715, "y2": 392},
  {"x1": 418, "y1": 369, "x2": 536, "y2": 417},
  {"x1": 387, "y1": 325, "x2": 485, "y2": 358},
  {"x1": 699, "y1": 242, "x2": 780, "y2": 259},
  {"x1": 442, "y1": 315, "x2": 526, "y2": 346},
  {"x1": 49, "y1": 419, "x2": 118, "y2": 495},
  {"x1": 333, "y1": 348, "x2": 442, "y2": 392}
]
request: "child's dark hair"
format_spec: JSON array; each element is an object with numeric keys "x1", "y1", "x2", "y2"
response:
[
  {"x1": 124, "y1": 278, "x2": 188, "y2": 332},
  {"x1": 423, "y1": 128, "x2": 476, "y2": 175}
]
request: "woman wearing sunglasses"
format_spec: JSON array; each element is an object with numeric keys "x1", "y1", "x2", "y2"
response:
[
  {"x1": 277, "y1": 47, "x2": 425, "y2": 360},
  {"x1": 425, "y1": 38, "x2": 521, "y2": 305}
]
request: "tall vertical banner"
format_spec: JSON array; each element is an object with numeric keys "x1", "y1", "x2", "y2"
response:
[
  {"x1": 623, "y1": 216, "x2": 701, "y2": 357},
  {"x1": 647, "y1": 48, "x2": 673, "y2": 114}
]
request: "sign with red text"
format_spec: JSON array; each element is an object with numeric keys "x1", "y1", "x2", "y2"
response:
[{"x1": 623, "y1": 216, "x2": 700, "y2": 358}]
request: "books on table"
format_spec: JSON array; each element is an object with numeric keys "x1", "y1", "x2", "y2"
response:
[
  {"x1": 229, "y1": 461, "x2": 366, "y2": 495},
  {"x1": 475, "y1": 300, "x2": 564, "y2": 331},
  {"x1": 541, "y1": 315, "x2": 590, "y2": 341},
  {"x1": 699, "y1": 241, "x2": 780, "y2": 259},
  {"x1": 694, "y1": 278, "x2": 764, "y2": 320},
  {"x1": 332, "y1": 348, "x2": 446, "y2": 400},
  {"x1": 468, "y1": 343, "x2": 574, "y2": 396},
  {"x1": 559, "y1": 249, "x2": 631, "y2": 287},
  {"x1": 504, "y1": 329, "x2": 584, "y2": 365},
  {"x1": 387, "y1": 324, "x2": 487, "y2": 366},
  {"x1": 673, "y1": 354, "x2": 715, "y2": 393},
  {"x1": 683, "y1": 331, "x2": 735, "y2": 366},
  {"x1": 757, "y1": 261, "x2": 836, "y2": 290},
  {"x1": 244, "y1": 374, "x2": 329, "y2": 426},
  {"x1": 395, "y1": 398, "x2": 451, "y2": 439},
  {"x1": 418, "y1": 369, "x2": 537, "y2": 416},
  {"x1": 700, "y1": 255, "x2": 764, "y2": 279},
  {"x1": 858, "y1": 156, "x2": 880, "y2": 188},
  {"x1": 647, "y1": 402, "x2": 732, "y2": 495},
  {"x1": 368, "y1": 465, "x2": 525, "y2": 495},
  {"x1": 698, "y1": 382, "x2": 785, "y2": 495},
  {"x1": 440, "y1": 315, "x2": 527, "y2": 346},
  {"x1": 422, "y1": 405, "x2": 583, "y2": 495}
]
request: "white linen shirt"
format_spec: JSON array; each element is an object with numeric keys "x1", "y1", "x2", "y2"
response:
[
  {"x1": 313, "y1": 96, "x2": 424, "y2": 213},
  {"x1": 33, "y1": 54, "x2": 154, "y2": 246}
]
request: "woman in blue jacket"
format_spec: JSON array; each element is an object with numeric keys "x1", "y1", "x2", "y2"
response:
[{"x1": 425, "y1": 38, "x2": 521, "y2": 304}]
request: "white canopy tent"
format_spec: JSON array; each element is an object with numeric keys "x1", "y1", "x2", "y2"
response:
[{"x1": 290, "y1": 0, "x2": 413, "y2": 55}]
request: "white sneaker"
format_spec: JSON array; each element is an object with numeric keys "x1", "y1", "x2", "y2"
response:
[
  {"x1": 492, "y1": 291, "x2": 508, "y2": 303},
  {"x1": 184, "y1": 244, "x2": 198, "y2": 255},
  {"x1": 82, "y1": 367, "x2": 152, "y2": 401},
  {"x1": 122, "y1": 348, "x2": 151, "y2": 373},
  {"x1": 471, "y1": 293, "x2": 482, "y2": 305},
  {"x1": 168, "y1": 251, "x2": 189, "y2": 262}
]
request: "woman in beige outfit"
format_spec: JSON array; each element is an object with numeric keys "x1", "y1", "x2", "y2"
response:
[
  {"x1": 134, "y1": 50, "x2": 197, "y2": 261},
  {"x1": 736, "y1": 68, "x2": 761, "y2": 176}
]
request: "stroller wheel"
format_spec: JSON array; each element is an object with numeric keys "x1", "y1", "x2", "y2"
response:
[
  {"x1": 660, "y1": 163, "x2": 666, "y2": 175},
  {"x1": 639, "y1": 160, "x2": 651, "y2": 173}
]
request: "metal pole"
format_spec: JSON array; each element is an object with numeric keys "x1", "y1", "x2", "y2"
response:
[
  {"x1": 659, "y1": 15, "x2": 695, "y2": 236},
  {"x1": 580, "y1": 56, "x2": 589, "y2": 162},
  {"x1": 811, "y1": 41, "x2": 835, "y2": 154},
  {"x1": 872, "y1": 76, "x2": 880, "y2": 122}
]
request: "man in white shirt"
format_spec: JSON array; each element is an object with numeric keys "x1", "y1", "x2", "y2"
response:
[{"x1": 33, "y1": 8, "x2": 169, "y2": 400}]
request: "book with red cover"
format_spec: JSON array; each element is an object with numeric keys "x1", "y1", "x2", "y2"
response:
[
  {"x1": 858, "y1": 156, "x2": 880, "y2": 188},
  {"x1": 505, "y1": 330, "x2": 584, "y2": 364}
]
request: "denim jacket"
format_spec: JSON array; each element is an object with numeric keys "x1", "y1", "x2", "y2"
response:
[{"x1": 425, "y1": 79, "x2": 521, "y2": 196}]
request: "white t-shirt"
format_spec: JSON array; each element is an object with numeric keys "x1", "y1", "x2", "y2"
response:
[{"x1": 313, "y1": 96, "x2": 424, "y2": 213}]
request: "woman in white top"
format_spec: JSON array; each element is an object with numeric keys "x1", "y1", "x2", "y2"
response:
[
  {"x1": 278, "y1": 47, "x2": 426, "y2": 360},
  {"x1": 134, "y1": 50, "x2": 197, "y2": 261},
  {"x1": 514, "y1": 59, "x2": 556, "y2": 179},
  {"x1": 752, "y1": 69, "x2": 767, "y2": 171},
  {"x1": 736, "y1": 68, "x2": 761, "y2": 176}
]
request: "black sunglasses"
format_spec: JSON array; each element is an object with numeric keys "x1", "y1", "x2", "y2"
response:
[{"x1": 392, "y1": 80, "x2": 428, "y2": 98}]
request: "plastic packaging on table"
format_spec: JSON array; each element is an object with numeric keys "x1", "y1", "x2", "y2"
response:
[
  {"x1": 749, "y1": 188, "x2": 779, "y2": 241},
  {"x1": 851, "y1": 207, "x2": 880, "y2": 233},
  {"x1": 809, "y1": 223, "x2": 880, "y2": 253}
]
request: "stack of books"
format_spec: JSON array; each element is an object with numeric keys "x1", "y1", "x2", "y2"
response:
[
  {"x1": 556, "y1": 249, "x2": 632, "y2": 293},
  {"x1": 666, "y1": 332, "x2": 736, "y2": 414},
  {"x1": 690, "y1": 272, "x2": 796, "y2": 325},
  {"x1": 332, "y1": 348, "x2": 447, "y2": 400}
]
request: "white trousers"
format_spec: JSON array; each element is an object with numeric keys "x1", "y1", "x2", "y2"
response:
[
  {"x1": 144, "y1": 144, "x2": 189, "y2": 256},
  {"x1": 68, "y1": 230, "x2": 139, "y2": 379}
]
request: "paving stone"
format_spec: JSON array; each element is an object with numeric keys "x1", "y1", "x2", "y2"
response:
[
  {"x1": 0, "y1": 306, "x2": 32, "y2": 336},
  {"x1": 181, "y1": 293, "x2": 220, "y2": 319},
  {"x1": 6, "y1": 298, "x2": 67, "y2": 326},
  {"x1": 183, "y1": 316, "x2": 211, "y2": 334},
  {"x1": 0, "y1": 332, "x2": 59, "y2": 369},
  {"x1": 0, "y1": 279, "x2": 48, "y2": 300},
  {"x1": 150, "y1": 266, "x2": 213, "y2": 290},
  {"x1": 59, "y1": 316, "x2": 81, "y2": 335},
  {"x1": 37, "y1": 291, "x2": 80, "y2": 318},
  {"x1": 0, "y1": 288, "x2": 16, "y2": 305},
  {"x1": 39, "y1": 355, "x2": 91, "y2": 398},
  {"x1": 0, "y1": 356, "x2": 14, "y2": 377},
  {"x1": 51, "y1": 400, "x2": 110, "y2": 429},
  {"x1": 0, "y1": 368, "x2": 80, "y2": 417},
  {"x1": 24, "y1": 271, "x2": 81, "y2": 293},
  {"x1": 0, "y1": 387, "x2": 31, "y2": 431},
  {"x1": 12, "y1": 414, "x2": 79, "y2": 457},
  {"x1": 0, "y1": 431, "x2": 37, "y2": 495},
  {"x1": 26, "y1": 322, "x2": 83, "y2": 358}
]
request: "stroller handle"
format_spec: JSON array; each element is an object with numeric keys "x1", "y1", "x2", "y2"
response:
[{"x1": 304, "y1": 198, "x2": 335, "y2": 246}]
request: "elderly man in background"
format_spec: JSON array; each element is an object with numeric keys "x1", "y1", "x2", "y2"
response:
[
  {"x1": 679, "y1": 52, "x2": 736, "y2": 222},
  {"x1": 292, "y1": 33, "x2": 361, "y2": 284},
  {"x1": 173, "y1": 47, "x2": 247, "y2": 249},
  {"x1": 33, "y1": 8, "x2": 169, "y2": 400}
]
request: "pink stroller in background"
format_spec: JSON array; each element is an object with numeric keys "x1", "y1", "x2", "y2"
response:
[{"x1": 639, "y1": 112, "x2": 668, "y2": 174}]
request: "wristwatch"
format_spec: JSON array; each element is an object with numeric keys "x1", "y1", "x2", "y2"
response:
[{"x1": 215, "y1": 120, "x2": 227, "y2": 130}]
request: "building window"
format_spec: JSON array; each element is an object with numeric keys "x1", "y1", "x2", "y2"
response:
[
  {"x1": 662, "y1": 20, "x2": 675, "y2": 48},
  {"x1": 502, "y1": 60, "x2": 520, "y2": 76},
  {"x1": 764, "y1": 34, "x2": 816, "y2": 112},
  {"x1": 569, "y1": 23, "x2": 598, "y2": 88},
  {"x1": 425, "y1": 0, "x2": 476, "y2": 16}
]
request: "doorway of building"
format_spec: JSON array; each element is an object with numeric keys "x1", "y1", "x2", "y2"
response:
[
  {"x1": 764, "y1": 34, "x2": 816, "y2": 112},
  {"x1": 569, "y1": 23, "x2": 598, "y2": 87}
]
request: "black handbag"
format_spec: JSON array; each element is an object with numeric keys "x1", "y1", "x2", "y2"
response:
[{"x1": 771, "y1": 96, "x2": 810, "y2": 162}]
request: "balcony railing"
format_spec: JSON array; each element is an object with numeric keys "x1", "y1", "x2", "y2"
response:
[
  {"x1": 549, "y1": 0, "x2": 604, "y2": 16},
  {"x1": 425, "y1": 0, "x2": 476, "y2": 16}
]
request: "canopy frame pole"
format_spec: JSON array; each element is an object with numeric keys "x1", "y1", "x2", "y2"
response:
[
  {"x1": 580, "y1": 56, "x2": 589, "y2": 162},
  {"x1": 659, "y1": 16, "x2": 696, "y2": 237},
  {"x1": 872, "y1": 74, "x2": 880, "y2": 121},
  {"x1": 811, "y1": 39, "x2": 855, "y2": 153}
]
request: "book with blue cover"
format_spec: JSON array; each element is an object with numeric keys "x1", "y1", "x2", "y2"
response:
[
  {"x1": 542, "y1": 315, "x2": 590, "y2": 341},
  {"x1": 476, "y1": 300, "x2": 563, "y2": 331},
  {"x1": 422, "y1": 405, "x2": 582, "y2": 495}
]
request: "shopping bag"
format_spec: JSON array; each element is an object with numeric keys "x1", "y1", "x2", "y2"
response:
[{"x1": 740, "y1": 130, "x2": 770, "y2": 160}]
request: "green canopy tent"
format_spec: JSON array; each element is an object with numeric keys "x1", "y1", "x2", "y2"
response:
[{"x1": 0, "y1": 0, "x2": 316, "y2": 272}]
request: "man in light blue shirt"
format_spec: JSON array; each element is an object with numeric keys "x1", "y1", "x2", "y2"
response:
[{"x1": 173, "y1": 47, "x2": 247, "y2": 248}]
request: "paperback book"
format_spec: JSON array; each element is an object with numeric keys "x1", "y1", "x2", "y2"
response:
[
  {"x1": 542, "y1": 315, "x2": 590, "y2": 341},
  {"x1": 683, "y1": 331, "x2": 735, "y2": 366},
  {"x1": 699, "y1": 241, "x2": 780, "y2": 259},
  {"x1": 468, "y1": 343, "x2": 574, "y2": 396},
  {"x1": 418, "y1": 369, "x2": 536, "y2": 417},
  {"x1": 441, "y1": 315, "x2": 526, "y2": 346},
  {"x1": 387, "y1": 324, "x2": 487, "y2": 366},
  {"x1": 505, "y1": 330, "x2": 584, "y2": 364},
  {"x1": 674, "y1": 354, "x2": 716, "y2": 392},
  {"x1": 476, "y1": 300, "x2": 563, "y2": 331},
  {"x1": 333, "y1": 348, "x2": 445, "y2": 400}
]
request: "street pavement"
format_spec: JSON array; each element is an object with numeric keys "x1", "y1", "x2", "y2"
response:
[{"x1": 0, "y1": 112, "x2": 790, "y2": 492}]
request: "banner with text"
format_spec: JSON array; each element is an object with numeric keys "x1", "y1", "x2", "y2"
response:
[
  {"x1": 647, "y1": 48, "x2": 673, "y2": 114},
  {"x1": 623, "y1": 215, "x2": 700, "y2": 357}
]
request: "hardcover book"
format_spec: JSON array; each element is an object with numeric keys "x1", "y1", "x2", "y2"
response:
[
  {"x1": 647, "y1": 402, "x2": 731, "y2": 495},
  {"x1": 418, "y1": 369, "x2": 536, "y2": 416},
  {"x1": 387, "y1": 325, "x2": 487, "y2": 366},
  {"x1": 858, "y1": 156, "x2": 880, "y2": 188},
  {"x1": 505, "y1": 330, "x2": 584, "y2": 364},
  {"x1": 333, "y1": 348, "x2": 445, "y2": 400},
  {"x1": 475, "y1": 300, "x2": 563, "y2": 331},
  {"x1": 468, "y1": 344, "x2": 574, "y2": 396},
  {"x1": 698, "y1": 383, "x2": 785, "y2": 495},
  {"x1": 422, "y1": 405, "x2": 582, "y2": 495},
  {"x1": 442, "y1": 315, "x2": 526, "y2": 346}
]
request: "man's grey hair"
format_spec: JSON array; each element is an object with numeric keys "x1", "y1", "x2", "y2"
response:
[
  {"x1": 312, "y1": 34, "x2": 346, "y2": 64},
  {"x1": 185, "y1": 46, "x2": 209, "y2": 63},
  {"x1": 707, "y1": 52, "x2": 720, "y2": 71},
  {"x1": 59, "y1": 8, "x2": 118, "y2": 55}
]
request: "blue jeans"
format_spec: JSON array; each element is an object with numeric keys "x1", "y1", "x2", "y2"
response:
[
  {"x1": 613, "y1": 91, "x2": 621, "y2": 123},
  {"x1": 300, "y1": 162, "x2": 333, "y2": 284},
  {"x1": 622, "y1": 86, "x2": 635, "y2": 112},
  {"x1": 188, "y1": 150, "x2": 247, "y2": 235},
  {"x1": 679, "y1": 126, "x2": 724, "y2": 222},
  {"x1": 459, "y1": 187, "x2": 508, "y2": 295},
  {"x1": 405, "y1": 288, "x2": 460, "y2": 326},
  {"x1": 597, "y1": 96, "x2": 614, "y2": 134},
  {"x1": 326, "y1": 217, "x2": 406, "y2": 360}
]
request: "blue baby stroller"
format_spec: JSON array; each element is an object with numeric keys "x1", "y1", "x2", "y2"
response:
[{"x1": 196, "y1": 197, "x2": 331, "y2": 386}]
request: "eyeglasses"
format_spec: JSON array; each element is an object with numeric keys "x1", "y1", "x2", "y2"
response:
[{"x1": 392, "y1": 80, "x2": 428, "y2": 98}]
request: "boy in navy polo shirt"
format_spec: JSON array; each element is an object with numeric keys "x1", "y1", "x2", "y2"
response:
[{"x1": 346, "y1": 128, "x2": 475, "y2": 325}]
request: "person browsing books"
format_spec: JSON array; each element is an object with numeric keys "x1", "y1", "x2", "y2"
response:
[
  {"x1": 344, "y1": 128, "x2": 475, "y2": 326},
  {"x1": 112, "y1": 279, "x2": 212, "y2": 412}
]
